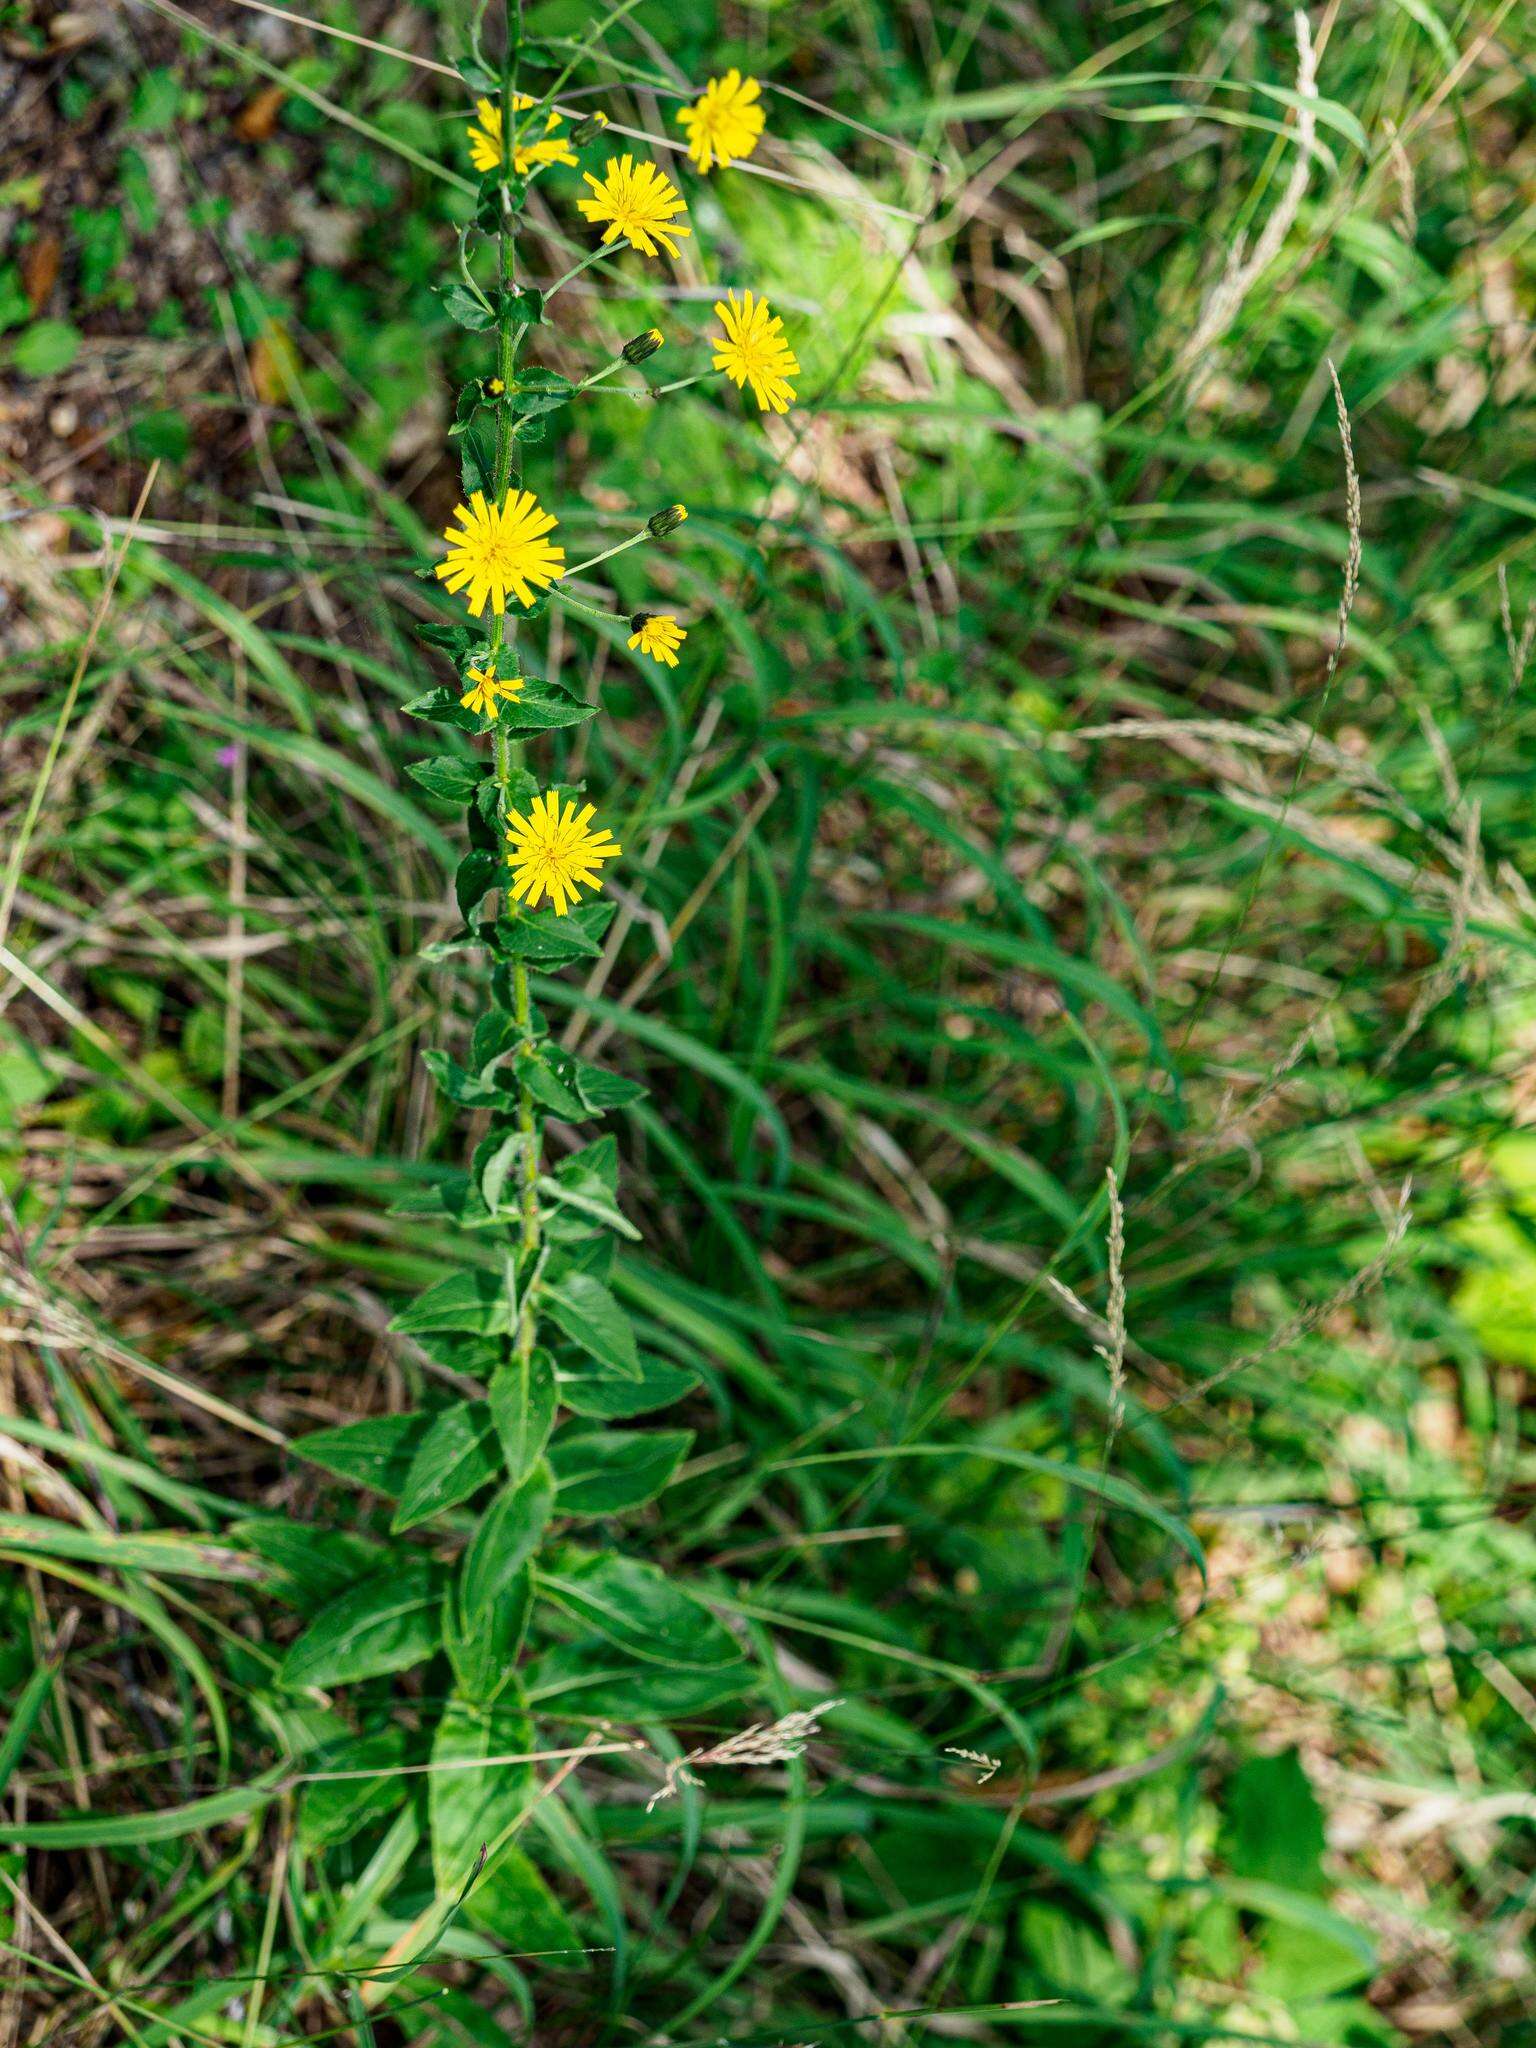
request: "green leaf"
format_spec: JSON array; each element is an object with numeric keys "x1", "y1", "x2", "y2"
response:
[
  {"x1": 541, "y1": 1552, "x2": 742, "y2": 1670},
  {"x1": 299, "y1": 1727, "x2": 407, "y2": 1846},
  {"x1": 492, "y1": 682, "x2": 596, "y2": 734},
  {"x1": 543, "y1": 1272, "x2": 641, "y2": 1381},
  {"x1": 0, "y1": 1515, "x2": 260, "y2": 1582},
  {"x1": 496, "y1": 898, "x2": 614, "y2": 966},
  {"x1": 456, "y1": 848, "x2": 502, "y2": 923},
  {"x1": 489, "y1": 1349, "x2": 557, "y2": 1483},
  {"x1": 514, "y1": 1050, "x2": 587, "y2": 1120},
  {"x1": 464, "y1": 1465, "x2": 554, "y2": 1608},
  {"x1": 233, "y1": 1521, "x2": 387, "y2": 1611},
  {"x1": 12, "y1": 320, "x2": 81, "y2": 377},
  {"x1": 429, "y1": 1696, "x2": 535, "y2": 1890},
  {"x1": 392, "y1": 1401, "x2": 501, "y2": 1532},
  {"x1": 450, "y1": 1467, "x2": 551, "y2": 1696},
  {"x1": 438, "y1": 282, "x2": 495, "y2": 330},
  {"x1": 558, "y1": 1353, "x2": 698, "y2": 1419},
  {"x1": 1224, "y1": 1751, "x2": 1327, "y2": 1894},
  {"x1": 458, "y1": 415, "x2": 497, "y2": 498},
  {"x1": 540, "y1": 1140, "x2": 639, "y2": 1241},
  {"x1": 548, "y1": 1429, "x2": 692, "y2": 1515},
  {"x1": 508, "y1": 366, "x2": 573, "y2": 419},
  {"x1": 403, "y1": 686, "x2": 483, "y2": 733},
  {"x1": 280, "y1": 1561, "x2": 444, "y2": 1689},
  {"x1": 465, "y1": 1841, "x2": 581, "y2": 1957},
  {"x1": 291, "y1": 1413, "x2": 432, "y2": 1499},
  {"x1": 393, "y1": 1270, "x2": 511, "y2": 1338},
  {"x1": 422, "y1": 1046, "x2": 507, "y2": 1109},
  {"x1": 567, "y1": 1052, "x2": 647, "y2": 1113},
  {"x1": 408, "y1": 757, "x2": 483, "y2": 804}
]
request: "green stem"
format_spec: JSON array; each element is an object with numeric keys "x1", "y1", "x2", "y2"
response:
[
  {"x1": 565, "y1": 527, "x2": 651, "y2": 578},
  {"x1": 496, "y1": 0, "x2": 540, "y2": 1367},
  {"x1": 543, "y1": 242, "x2": 614, "y2": 300},
  {"x1": 512, "y1": 958, "x2": 539, "y2": 1362}
]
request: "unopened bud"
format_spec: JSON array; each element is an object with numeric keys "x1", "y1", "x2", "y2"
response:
[
  {"x1": 622, "y1": 327, "x2": 664, "y2": 365},
  {"x1": 569, "y1": 112, "x2": 608, "y2": 146},
  {"x1": 647, "y1": 503, "x2": 688, "y2": 538}
]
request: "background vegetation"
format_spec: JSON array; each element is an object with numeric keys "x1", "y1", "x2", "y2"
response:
[{"x1": 3, "y1": 0, "x2": 1536, "y2": 2040}]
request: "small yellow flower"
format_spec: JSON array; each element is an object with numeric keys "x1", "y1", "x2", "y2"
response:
[
  {"x1": 578, "y1": 154, "x2": 691, "y2": 260},
  {"x1": 460, "y1": 660, "x2": 524, "y2": 718},
  {"x1": 506, "y1": 791, "x2": 621, "y2": 916},
  {"x1": 488, "y1": 377, "x2": 505, "y2": 395},
  {"x1": 712, "y1": 289, "x2": 799, "y2": 415},
  {"x1": 676, "y1": 70, "x2": 764, "y2": 173},
  {"x1": 628, "y1": 614, "x2": 686, "y2": 667},
  {"x1": 468, "y1": 95, "x2": 578, "y2": 176},
  {"x1": 436, "y1": 490, "x2": 565, "y2": 617}
]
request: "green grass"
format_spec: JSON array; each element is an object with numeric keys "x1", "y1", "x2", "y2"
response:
[{"x1": 4, "y1": 1, "x2": 1536, "y2": 2042}]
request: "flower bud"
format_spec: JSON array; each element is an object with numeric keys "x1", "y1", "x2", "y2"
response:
[
  {"x1": 569, "y1": 112, "x2": 609, "y2": 146},
  {"x1": 647, "y1": 503, "x2": 688, "y2": 537},
  {"x1": 622, "y1": 327, "x2": 664, "y2": 365}
]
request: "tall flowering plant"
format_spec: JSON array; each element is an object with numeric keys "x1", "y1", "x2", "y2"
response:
[{"x1": 273, "y1": 14, "x2": 806, "y2": 1956}]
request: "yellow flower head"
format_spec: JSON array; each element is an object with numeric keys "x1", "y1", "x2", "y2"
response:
[
  {"x1": 468, "y1": 95, "x2": 577, "y2": 176},
  {"x1": 436, "y1": 490, "x2": 565, "y2": 618},
  {"x1": 460, "y1": 659, "x2": 524, "y2": 719},
  {"x1": 578, "y1": 155, "x2": 691, "y2": 260},
  {"x1": 506, "y1": 791, "x2": 621, "y2": 916},
  {"x1": 676, "y1": 70, "x2": 765, "y2": 173},
  {"x1": 712, "y1": 289, "x2": 799, "y2": 415},
  {"x1": 628, "y1": 614, "x2": 686, "y2": 667}
]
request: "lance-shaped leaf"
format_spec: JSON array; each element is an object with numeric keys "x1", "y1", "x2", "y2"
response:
[
  {"x1": 429, "y1": 1696, "x2": 536, "y2": 1891},
  {"x1": 541, "y1": 1551, "x2": 743, "y2": 1671},
  {"x1": 392, "y1": 1400, "x2": 501, "y2": 1533},
  {"x1": 292, "y1": 1412, "x2": 433, "y2": 1500},
  {"x1": 280, "y1": 1560, "x2": 444, "y2": 1689},
  {"x1": 393, "y1": 1269, "x2": 512, "y2": 1338},
  {"x1": 542, "y1": 1272, "x2": 641, "y2": 1381},
  {"x1": 490, "y1": 1349, "x2": 557, "y2": 1484},
  {"x1": 549, "y1": 1428, "x2": 692, "y2": 1515}
]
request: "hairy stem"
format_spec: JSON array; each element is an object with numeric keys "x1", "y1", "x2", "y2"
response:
[{"x1": 493, "y1": 0, "x2": 541, "y2": 1366}]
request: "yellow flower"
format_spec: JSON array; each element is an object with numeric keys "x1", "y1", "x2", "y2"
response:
[
  {"x1": 436, "y1": 490, "x2": 565, "y2": 617},
  {"x1": 676, "y1": 70, "x2": 764, "y2": 173},
  {"x1": 712, "y1": 289, "x2": 799, "y2": 415},
  {"x1": 628, "y1": 614, "x2": 686, "y2": 667},
  {"x1": 468, "y1": 95, "x2": 577, "y2": 176},
  {"x1": 488, "y1": 377, "x2": 505, "y2": 395},
  {"x1": 578, "y1": 155, "x2": 691, "y2": 260},
  {"x1": 506, "y1": 791, "x2": 621, "y2": 916},
  {"x1": 460, "y1": 659, "x2": 524, "y2": 719}
]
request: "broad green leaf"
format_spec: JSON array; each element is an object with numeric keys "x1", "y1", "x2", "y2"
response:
[
  {"x1": 280, "y1": 1561, "x2": 444, "y2": 1690},
  {"x1": 557, "y1": 1353, "x2": 698, "y2": 1419},
  {"x1": 548, "y1": 1429, "x2": 693, "y2": 1516},
  {"x1": 465, "y1": 1840, "x2": 581, "y2": 1958},
  {"x1": 463, "y1": 1465, "x2": 555, "y2": 1612},
  {"x1": 541, "y1": 1551, "x2": 742, "y2": 1671},
  {"x1": 407, "y1": 756, "x2": 483, "y2": 804},
  {"x1": 543, "y1": 1273, "x2": 641, "y2": 1381},
  {"x1": 489, "y1": 1349, "x2": 557, "y2": 1483},
  {"x1": 449, "y1": 1466, "x2": 552, "y2": 1698},
  {"x1": 299, "y1": 1727, "x2": 407, "y2": 1847},
  {"x1": 291, "y1": 1414, "x2": 431, "y2": 1499},
  {"x1": 393, "y1": 1270, "x2": 512, "y2": 1337},
  {"x1": 429, "y1": 1697, "x2": 535, "y2": 1891},
  {"x1": 392, "y1": 1400, "x2": 501, "y2": 1532},
  {"x1": 233, "y1": 1521, "x2": 387, "y2": 1611}
]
